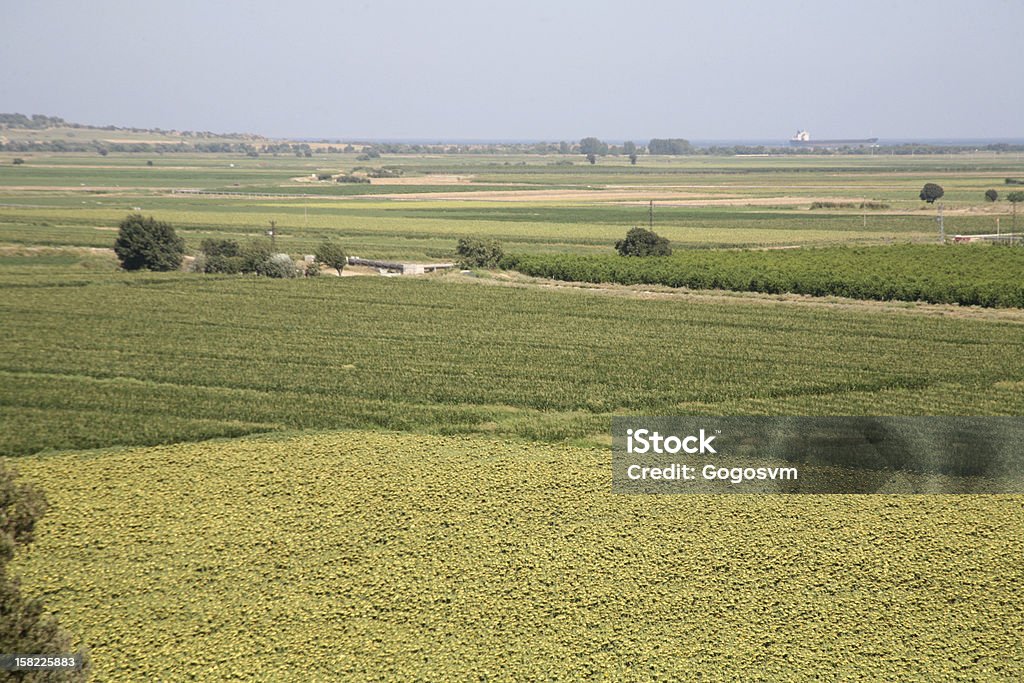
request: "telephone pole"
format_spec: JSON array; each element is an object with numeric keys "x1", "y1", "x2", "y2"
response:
[
  {"x1": 937, "y1": 203, "x2": 944, "y2": 244},
  {"x1": 649, "y1": 200, "x2": 654, "y2": 230}
]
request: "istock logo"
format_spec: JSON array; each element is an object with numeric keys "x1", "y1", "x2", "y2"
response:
[{"x1": 626, "y1": 428, "x2": 717, "y2": 455}]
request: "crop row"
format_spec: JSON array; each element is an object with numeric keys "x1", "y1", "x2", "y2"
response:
[{"x1": 503, "y1": 244, "x2": 1024, "y2": 308}]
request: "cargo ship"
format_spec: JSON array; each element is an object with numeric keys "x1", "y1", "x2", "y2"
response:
[{"x1": 789, "y1": 130, "x2": 878, "y2": 148}]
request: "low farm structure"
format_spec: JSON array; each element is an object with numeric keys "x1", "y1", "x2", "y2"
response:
[
  {"x1": 952, "y1": 233, "x2": 1021, "y2": 244},
  {"x1": 347, "y1": 256, "x2": 455, "y2": 275}
]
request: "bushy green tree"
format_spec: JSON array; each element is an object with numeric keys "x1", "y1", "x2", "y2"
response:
[
  {"x1": 579, "y1": 137, "x2": 608, "y2": 156},
  {"x1": 0, "y1": 462, "x2": 88, "y2": 681},
  {"x1": 615, "y1": 227, "x2": 672, "y2": 257},
  {"x1": 113, "y1": 214, "x2": 185, "y2": 271},
  {"x1": 314, "y1": 240, "x2": 348, "y2": 275},
  {"x1": 264, "y1": 253, "x2": 297, "y2": 278},
  {"x1": 239, "y1": 240, "x2": 272, "y2": 274},
  {"x1": 919, "y1": 183, "x2": 944, "y2": 203},
  {"x1": 456, "y1": 237, "x2": 504, "y2": 268},
  {"x1": 201, "y1": 238, "x2": 244, "y2": 274}
]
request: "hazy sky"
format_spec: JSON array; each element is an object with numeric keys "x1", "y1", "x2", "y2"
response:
[{"x1": 3, "y1": 0, "x2": 1022, "y2": 141}]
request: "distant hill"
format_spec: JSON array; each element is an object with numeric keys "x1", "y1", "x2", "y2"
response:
[
  {"x1": 0, "y1": 112, "x2": 262, "y2": 140},
  {"x1": 0, "y1": 112, "x2": 313, "y2": 155}
]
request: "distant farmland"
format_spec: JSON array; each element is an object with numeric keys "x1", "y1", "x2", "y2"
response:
[{"x1": 3, "y1": 150, "x2": 1023, "y2": 260}]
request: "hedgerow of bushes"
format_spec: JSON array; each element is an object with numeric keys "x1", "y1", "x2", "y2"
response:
[{"x1": 502, "y1": 245, "x2": 1024, "y2": 308}]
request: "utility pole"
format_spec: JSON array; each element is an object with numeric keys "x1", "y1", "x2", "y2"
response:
[
  {"x1": 649, "y1": 200, "x2": 654, "y2": 230},
  {"x1": 937, "y1": 203, "x2": 944, "y2": 244}
]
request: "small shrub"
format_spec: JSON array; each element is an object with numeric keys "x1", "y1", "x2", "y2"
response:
[
  {"x1": 204, "y1": 255, "x2": 244, "y2": 274},
  {"x1": 200, "y1": 238, "x2": 241, "y2": 258},
  {"x1": 264, "y1": 253, "x2": 297, "y2": 278},
  {"x1": 456, "y1": 238, "x2": 504, "y2": 268},
  {"x1": 985, "y1": 189, "x2": 999, "y2": 202},
  {"x1": 314, "y1": 240, "x2": 348, "y2": 275},
  {"x1": 239, "y1": 240, "x2": 272, "y2": 274},
  {"x1": 12, "y1": 158, "x2": 24, "y2": 165},
  {"x1": 366, "y1": 167, "x2": 402, "y2": 179},
  {"x1": 810, "y1": 201, "x2": 857, "y2": 209}
]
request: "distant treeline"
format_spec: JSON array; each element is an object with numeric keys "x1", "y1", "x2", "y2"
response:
[
  {"x1": 5, "y1": 113, "x2": 1024, "y2": 156},
  {"x1": 0, "y1": 113, "x2": 70, "y2": 129}
]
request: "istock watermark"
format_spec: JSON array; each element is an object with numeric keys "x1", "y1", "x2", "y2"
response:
[{"x1": 612, "y1": 416, "x2": 1024, "y2": 494}]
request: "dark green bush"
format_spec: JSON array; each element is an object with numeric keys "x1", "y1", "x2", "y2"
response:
[
  {"x1": 113, "y1": 214, "x2": 184, "y2": 271},
  {"x1": 456, "y1": 238, "x2": 504, "y2": 268},
  {"x1": 200, "y1": 238, "x2": 240, "y2": 258},
  {"x1": 615, "y1": 227, "x2": 672, "y2": 257},
  {"x1": 203, "y1": 255, "x2": 244, "y2": 274},
  {"x1": 239, "y1": 240, "x2": 272, "y2": 275},
  {"x1": 919, "y1": 183, "x2": 944, "y2": 203}
]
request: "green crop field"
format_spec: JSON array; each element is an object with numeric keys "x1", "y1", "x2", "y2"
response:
[
  {"x1": 2, "y1": 146, "x2": 1024, "y2": 681},
  {"x1": 10, "y1": 430, "x2": 1024, "y2": 681},
  {"x1": 2, "y1": 265, "x2": 1024, "y2": 457}
]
